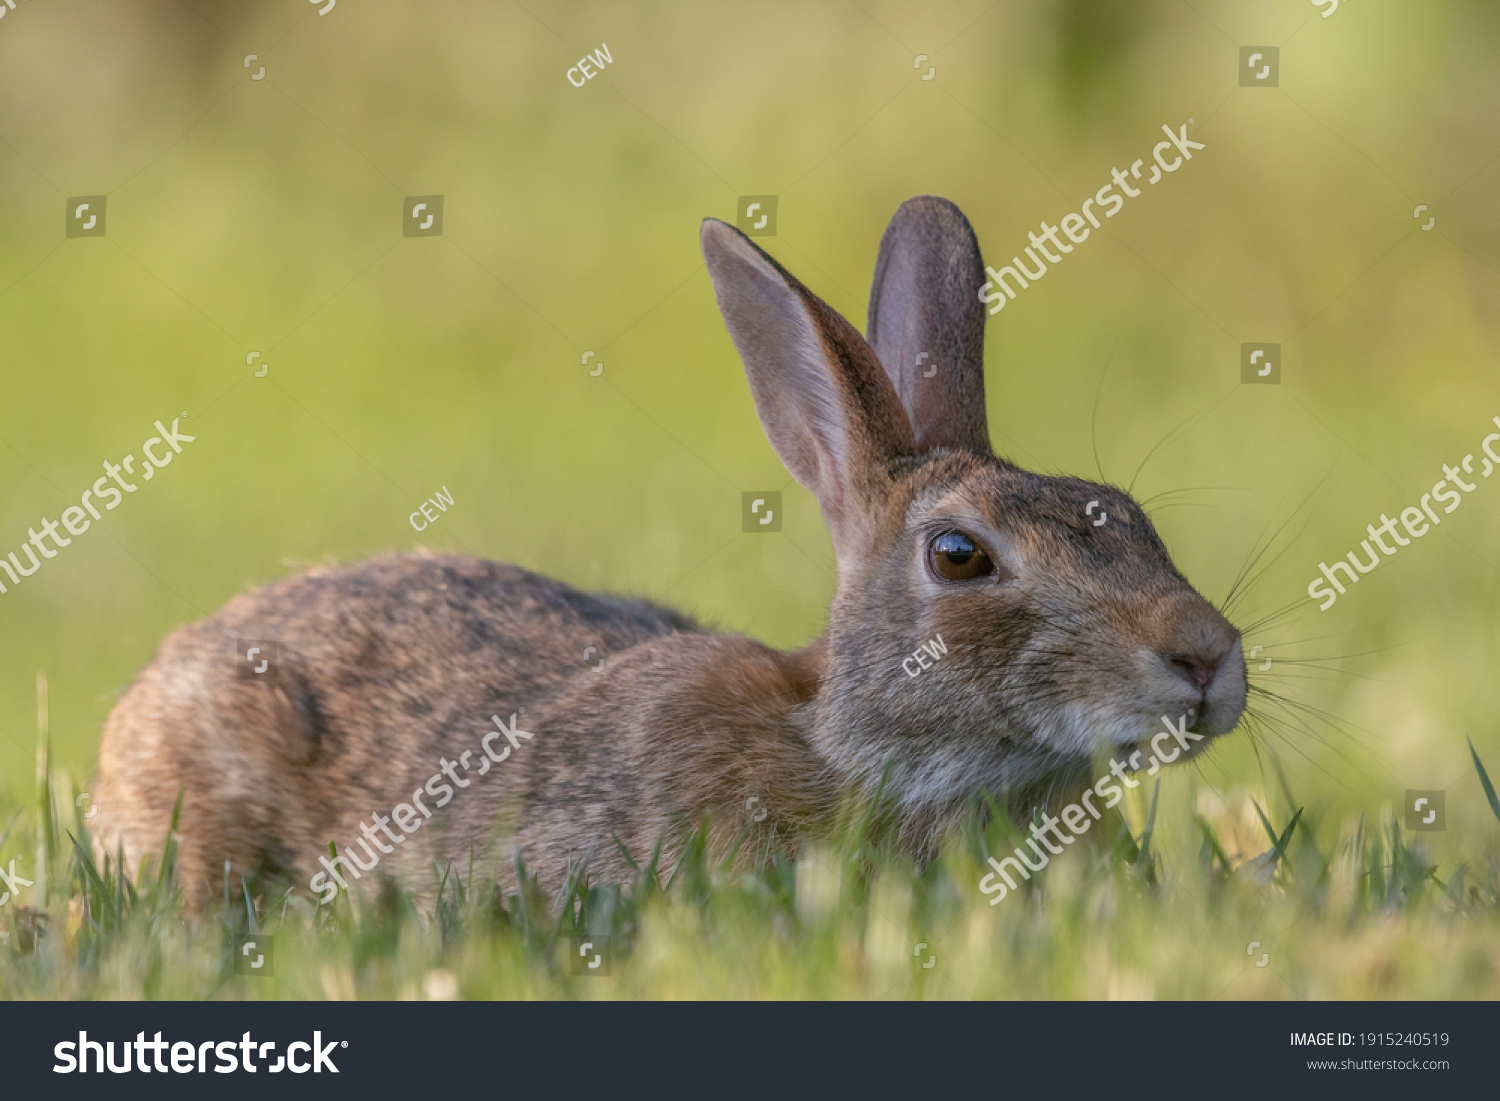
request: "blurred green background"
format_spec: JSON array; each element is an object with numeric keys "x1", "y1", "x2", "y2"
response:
[{"x1": 1, "y1": 0, "x2": 1499, "y2": 879}]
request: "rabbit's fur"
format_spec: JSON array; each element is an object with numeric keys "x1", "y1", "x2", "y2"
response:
[{"x1": 92, "y1": 197, "x2": 1245, "y2": 908}]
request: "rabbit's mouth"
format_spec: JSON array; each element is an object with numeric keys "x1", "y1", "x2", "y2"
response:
[{"x1": 1110, "y1": 712, "x2": 1216, "y2": 776}]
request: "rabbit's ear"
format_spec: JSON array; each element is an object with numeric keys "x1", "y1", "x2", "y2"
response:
[
  {"x1": 866, "y1": 196, "x2": 991, "y2": 455},
  {"x1": 701, "y1": 219, "x2": 915, "y2": 555}
]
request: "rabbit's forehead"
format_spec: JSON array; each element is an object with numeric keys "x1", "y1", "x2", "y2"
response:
[{"x1": 905, "y1": 461, "x2": 1134, "y2": 530}]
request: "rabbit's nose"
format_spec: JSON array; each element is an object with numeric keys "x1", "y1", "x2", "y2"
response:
[
  {"x1": 1169, "y1": 649, "x2": 1225, "y2": 689},
  {"x1": 1157, "y1": 599, "x2": 1239, "y2": 692}
]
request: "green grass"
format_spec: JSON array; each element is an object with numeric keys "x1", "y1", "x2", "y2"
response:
[{"x1": 4, "y1": 717, "x2": 1498, "y2": 1000}]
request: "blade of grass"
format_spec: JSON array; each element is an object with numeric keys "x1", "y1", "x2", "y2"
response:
[
  {"x1": 242, "y1": 877, "x2": 257, "y2": 934},
  {"x1": 1135, "y1": 778, "x2": 1161, "y2": 877},
  {"x1": 1195, "y1": 815, "x2": 1233, "y2": 877},
  {"x1": 610, "y1": 833, "x2": 640, "y2": 872},
  {"x1": 1251, "y1": 799, "x2": 1303, "y2": 861},
  {"x1": 1467, "y1": 734, "x2": 1500, "y2": 824}
]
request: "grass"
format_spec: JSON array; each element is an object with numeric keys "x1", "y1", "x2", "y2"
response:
[{"x1": 3, "y1": 710, "x2": 1499, "y2": 1000}]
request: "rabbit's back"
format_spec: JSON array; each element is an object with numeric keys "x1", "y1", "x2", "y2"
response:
[{"x1": 92, "y1": 552, "x2": 700, "y2": 904}]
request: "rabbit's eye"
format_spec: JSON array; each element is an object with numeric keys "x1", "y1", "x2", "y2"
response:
[{"x1": 926, "y1": 531, "x2": 995, "y2": 582}]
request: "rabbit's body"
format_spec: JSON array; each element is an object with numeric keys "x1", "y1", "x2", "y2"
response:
[
  {"x1": 93, "y1": 553, "x2": 832, "y2": 904},
  {"x1": 95, "y1": 197, "x2": 1248, "y2": 908}
]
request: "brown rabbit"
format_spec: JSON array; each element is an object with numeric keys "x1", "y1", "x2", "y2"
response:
[{"x1": 92, "y1": 196, "x2": 1245, "y2": 910}]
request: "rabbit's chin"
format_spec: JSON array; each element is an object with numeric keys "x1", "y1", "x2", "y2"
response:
[{"x1": 1043, "y1": 691, "x2": 1241, "y2": 771}]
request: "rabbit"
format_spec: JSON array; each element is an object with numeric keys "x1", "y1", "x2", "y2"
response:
[{"x1": 91, "y1": 196, "x2": 1246, "y2": 911}]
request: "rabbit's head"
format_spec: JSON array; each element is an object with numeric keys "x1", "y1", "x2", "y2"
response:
[{"x1": 701, "y1": 197, "x2": 1244, "y2": 823}]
